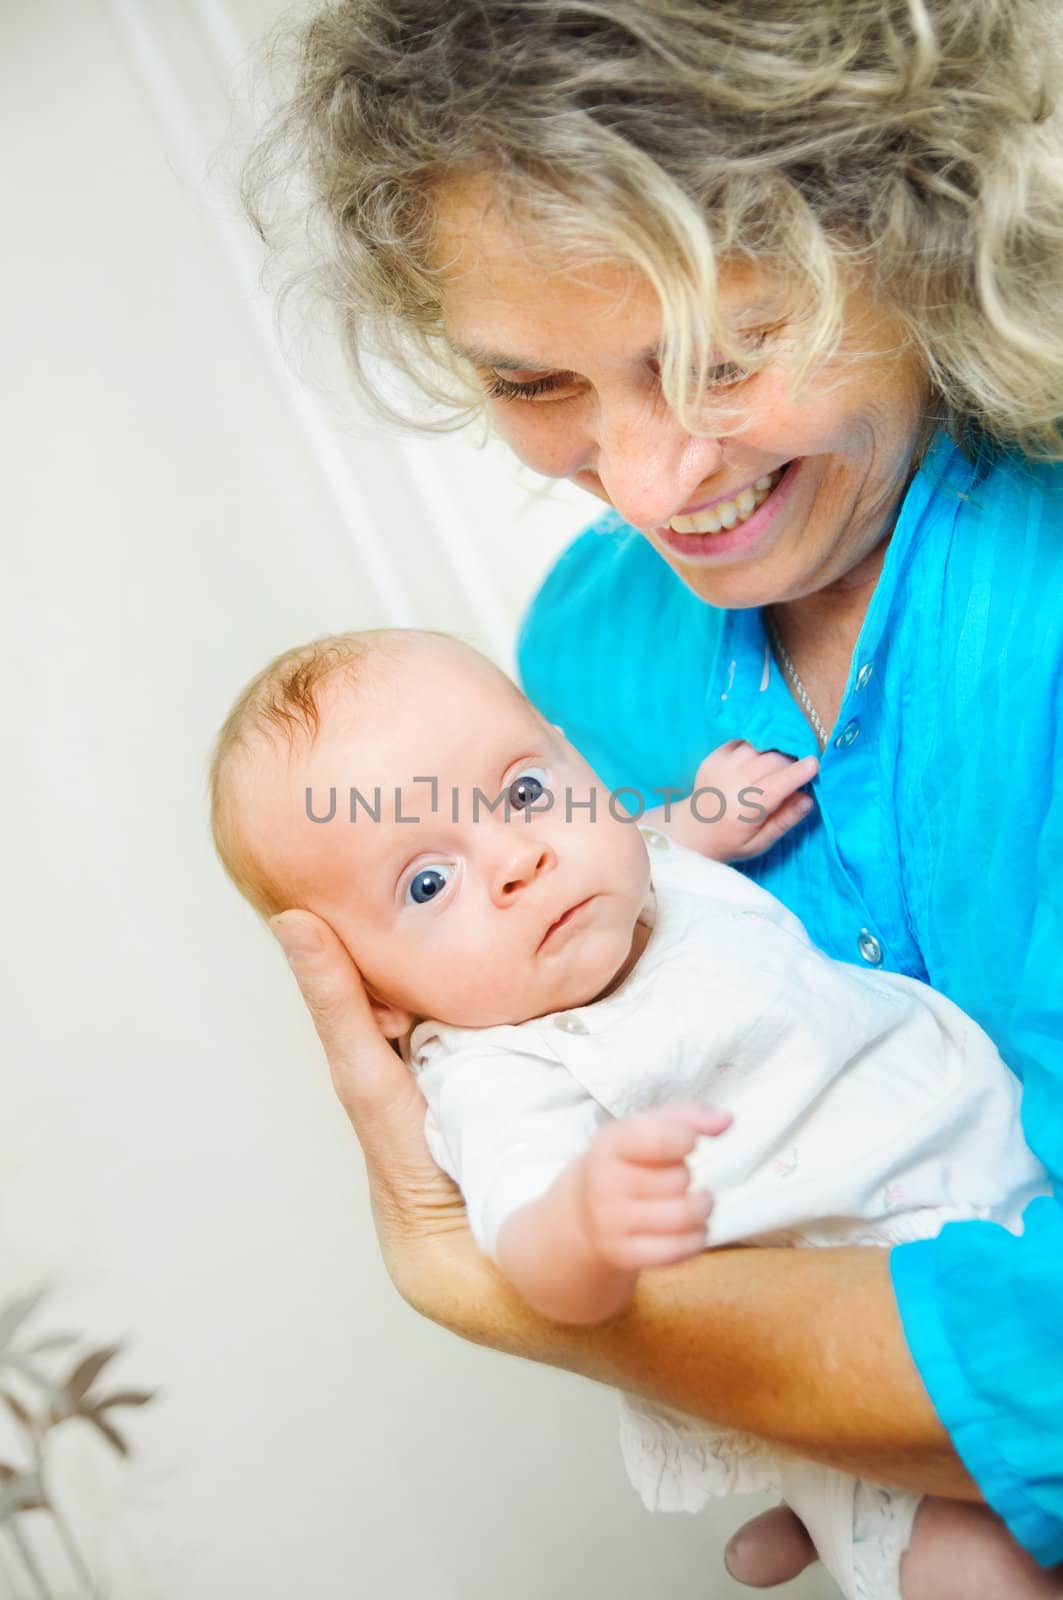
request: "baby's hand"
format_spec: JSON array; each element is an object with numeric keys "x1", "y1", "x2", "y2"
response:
[
  {"x1": 575, "y1": 1104, "x2": 731, "y2": 1271},
  {"x1": 674, "y1": 741, "x2": 818, "y2": 862}
]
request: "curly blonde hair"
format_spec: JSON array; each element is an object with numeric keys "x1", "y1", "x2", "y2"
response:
[{"x1": 243, "y1": 0, "x2": 1063, "y2": 460}]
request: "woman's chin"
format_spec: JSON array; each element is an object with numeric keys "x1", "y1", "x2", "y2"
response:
[{"x1": 667, "y1": 560, "x2": 793, "y2": 611}]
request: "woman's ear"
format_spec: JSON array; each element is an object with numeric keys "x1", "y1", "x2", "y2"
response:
[{"x1": 364, "y1": 986, "x2": 414, "y2": 1042}]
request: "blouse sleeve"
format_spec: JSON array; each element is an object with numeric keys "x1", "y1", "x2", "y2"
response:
[{"x1": 889, "y1": 671, "x2": 1063, "y2": 1570}]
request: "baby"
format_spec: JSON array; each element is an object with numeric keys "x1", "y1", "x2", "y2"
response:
[{"x1": 210, "y1": 627, "x2": 1052, "y2": 1600}]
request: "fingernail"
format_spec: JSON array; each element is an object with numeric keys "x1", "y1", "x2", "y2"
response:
[{"x1": 270, "y1": 914, "x2": 321, "y2": 961}]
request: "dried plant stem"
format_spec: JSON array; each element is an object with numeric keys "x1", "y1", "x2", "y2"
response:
[
  {"x1": 50, "y1": 1507, "x2": 100, "y2": 1598},
  {"x1": 36, "y1": 1457, "x2": 100, "y2": 1600},
  {"x1": 5, "y1": 1521, "x2": 56, "y2": 1600}
]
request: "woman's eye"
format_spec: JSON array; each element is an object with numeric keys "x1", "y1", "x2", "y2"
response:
[
  {"x1": 687, "y1": 358, "x2": 753, "y2": 393},
  {"x1": 700, "y1": 331, "x2": 771, "y2": 390},
  {"x1": 705, "y1": 361, "x2": 748, "y2": 388},
  {"x1": 506, "y1": 766, "x2": 549, "y2": 811},
  {"x1": 405, "y1": 864, "x2": 452, "y2": 906},
  {"x1": 484, "y1": 373, "x2": 569, "y2": 402}
]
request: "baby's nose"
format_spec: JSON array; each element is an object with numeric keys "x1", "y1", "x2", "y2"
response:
[{"x1": 490, "y1": 840, "x2": 554, "y2": 905}]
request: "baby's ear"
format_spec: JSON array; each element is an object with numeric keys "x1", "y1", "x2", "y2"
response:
[{"x1": 365, "y1": 989, "x2": 414, "y2": 1042}]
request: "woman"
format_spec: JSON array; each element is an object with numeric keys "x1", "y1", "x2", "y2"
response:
[{"x1": 246, "y1": 0, "x2": 1063, "y2": 1588}]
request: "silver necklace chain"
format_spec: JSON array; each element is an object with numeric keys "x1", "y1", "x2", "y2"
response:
[{"x1": 764, "y1": 612, "x2": 829, "y2": 751}]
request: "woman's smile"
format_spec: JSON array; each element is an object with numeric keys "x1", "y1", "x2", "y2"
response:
[
  {"x1": 667, "y1": 464, "x2": 789, "y2": 532},
  {"x1": 652, "y1": 459, "x2": 800, "y2": 566}
]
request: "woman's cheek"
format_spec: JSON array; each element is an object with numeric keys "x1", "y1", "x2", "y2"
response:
[{"x1": 490, "y1": 403, "x2": 585, "y2": 480}]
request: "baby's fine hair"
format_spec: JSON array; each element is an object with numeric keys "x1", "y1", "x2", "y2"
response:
[{"x1": 208, "y1": 627, "x2": 512, "y2": 920}]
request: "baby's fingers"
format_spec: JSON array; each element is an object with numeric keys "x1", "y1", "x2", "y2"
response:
[
  {"x1": 730, "y1": 792, "x2": 816, "y2": 862},
  {"x1": 623, "y1": 1190, "x2": 715, "y2": 1235},
  {"x1": 743, "y1": 754, "x2": 819, "y2": 810},
  {"x1": 614, "y1": 1229, "x2": 712, "y2": 1271},
  {"x1": 607, "y1": 1103, "x2": 732, "y2": 1166}
]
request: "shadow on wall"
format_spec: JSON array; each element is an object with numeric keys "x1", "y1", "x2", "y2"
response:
[{"x1": 0, "y1": 1289, "x2": 157, "y2": 1599}]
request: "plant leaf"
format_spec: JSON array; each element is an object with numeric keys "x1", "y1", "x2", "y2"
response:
[
  {"x1": 64, "y1": 1343, "x2": 123, "y2": 1408},
  {"x1": 83, "y1": 1412, "x2": 129, "y2": 1458},
  {"x1": 0, "y1": 1391, "x2": 32, "y2": 1428},
  {"x1": 2, "y1": 1353, "x2": 53, "y2": 1391},
  {"x1": 26, "y1": 1332, "x2": 79, "y2": 1354},
  {"x1": 0, "y1": 1467, "x2": 49, "y2": 1521},
  {"x1": 0, "y1": 1289, "x2": 47, "y2": 1357},
  {"x1": 94, "y1": 1389, "x2": 156, "y2": 1412},
  {"x1": 93, "y1": 1388, "x2": 156, "y2": 1414}
]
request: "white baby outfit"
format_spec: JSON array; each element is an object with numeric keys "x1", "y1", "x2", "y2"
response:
[{"x1": 408, "y1": 829, "x2": 1050, "y2": 1600}]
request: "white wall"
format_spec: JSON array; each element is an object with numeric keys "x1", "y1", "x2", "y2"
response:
[{"x1": 1, "y1": 2, "x2": 835, "y2": 1596}]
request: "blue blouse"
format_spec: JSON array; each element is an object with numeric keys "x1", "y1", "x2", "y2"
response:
[{"x1": 516, "y1": 429, "x2": 1063, "y2": 1568}]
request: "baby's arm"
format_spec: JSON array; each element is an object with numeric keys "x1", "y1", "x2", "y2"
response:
[
  {"x1": 644, "y1": 741, "x2": 818, "y2": 862},
  {"x1": 494, "y1": 1104, "x2": 731, "y2": 1325}
]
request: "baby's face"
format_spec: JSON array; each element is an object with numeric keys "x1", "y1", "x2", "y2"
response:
[{"x1": 245, "y1": 643, "x2": 651, "y2": 1031}]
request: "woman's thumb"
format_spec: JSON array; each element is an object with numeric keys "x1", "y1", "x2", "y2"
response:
[
  {"x1": 269, "y1": 910, "x2": 397, "y2": 1116},
  {"x1": 271, "y1": 911, "x2": 369, "y2": 1026},
  {"x1": 270, "y1": 910, "x2": 460, "y2": 1243}
]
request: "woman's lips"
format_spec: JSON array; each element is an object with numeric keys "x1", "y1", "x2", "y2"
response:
[
  {"x1": 671, "y1": 467, "x2": 786, "y2": 526},
  {"x1": 653, "y1": 458, "x2": 802, "y2": 563}
]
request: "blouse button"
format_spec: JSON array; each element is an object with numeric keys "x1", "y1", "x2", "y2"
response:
[
  {"x1": 835, "y1": 719, "x2": 861, "y2": 750},
  {"x1": 554, "y1": 1014, "x2": 589, "y2": 1035},
  {"x1": 855, "y1": 662, "x2": 874, "y2": 691},
  {"x1": 857, "y1": 930, "x2": 883, "y2": 966}
]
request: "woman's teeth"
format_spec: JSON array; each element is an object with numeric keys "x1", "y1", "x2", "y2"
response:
[{"x1": 667, "y1": 468, "x2": 785, "y2": 535}]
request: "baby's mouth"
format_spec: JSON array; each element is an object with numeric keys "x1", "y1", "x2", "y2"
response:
[{"x1": 539, "y1": 896, "x2": 593, "y2": 949}]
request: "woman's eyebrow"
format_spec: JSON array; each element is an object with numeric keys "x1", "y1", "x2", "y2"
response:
[
  {"x1": 446, "y1": 340, "x2": 622, "y2": 372},
  {"x1": 449, "y1": 314, "x2": 777, "y2": 374}
]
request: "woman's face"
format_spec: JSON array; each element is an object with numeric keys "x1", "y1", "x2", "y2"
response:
[{"x1": 434, "y1": 181, "x2": 930, "y2": 610}]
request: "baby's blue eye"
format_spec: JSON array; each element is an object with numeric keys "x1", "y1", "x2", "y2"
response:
[
  {"x1": 406, "y1": 864, "x2": 451, "y2": 905},
  {"x1": 507, "y1": 766, "x2": 548, "y2": 811}
]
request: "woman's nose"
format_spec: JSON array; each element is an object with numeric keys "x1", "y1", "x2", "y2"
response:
[
  {"x1": 592, "y1": 404, "x2": 725, "y2": 531},
  {"x1": 488, "y1": 835, "x2": 556, "y2": 907}
]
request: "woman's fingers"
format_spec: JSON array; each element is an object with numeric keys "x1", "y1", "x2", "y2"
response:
[{"x1": 270, "y1": 910, "x2": 471, "y2": 1281}]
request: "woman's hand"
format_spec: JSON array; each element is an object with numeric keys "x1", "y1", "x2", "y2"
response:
[
  {"x1": 269, "y1": 908, "x2": 618, "y2": 1356},
  {"x1": 270, "y1": 910, "x2": 474, "y2": 1307}
]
